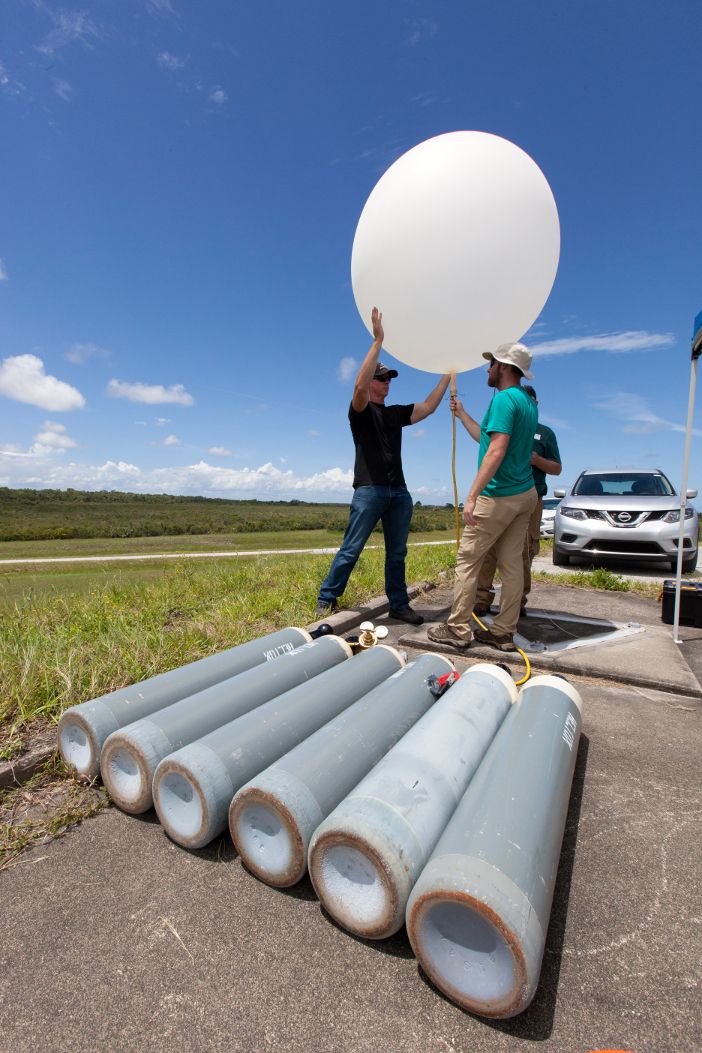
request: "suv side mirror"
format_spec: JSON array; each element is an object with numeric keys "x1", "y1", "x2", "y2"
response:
[
  {"x1": 553, "y1": 489, "x2": 566, "y2": 499},
  {"x1": 686, "y1": 489, "x2": 698, "y2": 499}
]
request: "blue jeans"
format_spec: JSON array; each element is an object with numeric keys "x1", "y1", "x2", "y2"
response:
[{"x1": 318, "y1": 485, "x2": 414, "y2": 608}]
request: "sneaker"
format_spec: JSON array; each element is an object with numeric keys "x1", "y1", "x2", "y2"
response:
[
  {"x1": 427, "y1": 623, "x2": 472, "y2": 650},
  {"x1": 473, "y1": 626, "x2": 517, "y2": 652},
  {"x1": 314, "y1": 599, "x2": 339, "y2": 619},
  {"x1": 388, "y1": 605, "x2": 424, "y2": 626}
]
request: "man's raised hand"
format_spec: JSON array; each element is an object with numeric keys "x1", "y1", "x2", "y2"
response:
[{"x1": 371, "y1": 306, "x2": 384, "y2": 345}]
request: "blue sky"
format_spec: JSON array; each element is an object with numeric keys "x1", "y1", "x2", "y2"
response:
[{"x1": 1, "y1": 0, "x2": 701, "y2": 504}]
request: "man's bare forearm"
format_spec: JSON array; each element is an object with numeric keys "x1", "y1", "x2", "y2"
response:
[
  {"x1": 531, "y1": 453, "x2": 562, "y2": 475},
  {"x1": 411, "y1": 374, "x2": 451, "y2": 423},
  {"x1": 457, "y1": 409, "x2": 481, "y2": 443}
]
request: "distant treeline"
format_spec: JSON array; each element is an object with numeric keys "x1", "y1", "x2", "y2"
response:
[{"x1": 0, "y1": 488, "x2": 456, "y2": 541}]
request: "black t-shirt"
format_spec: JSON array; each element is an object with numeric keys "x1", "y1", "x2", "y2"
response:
[{"x1": 348, "y1": 401, "x2": 414, "y2": 488}]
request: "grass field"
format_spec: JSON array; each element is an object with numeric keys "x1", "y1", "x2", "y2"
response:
[
  {"x1": 0, "y1": 487, "x2": 457, "y2": 541},
  {"x1": 0, "y1": 528, "x2": 347, "y2": 560},
  {"x1": 0, "y1": 528, "x2": 459, "y2": 605},
  {"x1": 0, "y1": 543, "x2": 459, "y2": 745}
]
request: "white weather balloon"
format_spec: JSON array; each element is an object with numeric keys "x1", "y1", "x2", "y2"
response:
[{"x1": 351, "y1": 131, "x2": 560, "y2": 374}]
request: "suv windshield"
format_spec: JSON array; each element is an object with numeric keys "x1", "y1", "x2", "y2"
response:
[{"x1": 572, "y1": 472, "x2": 675, "y2": 497}]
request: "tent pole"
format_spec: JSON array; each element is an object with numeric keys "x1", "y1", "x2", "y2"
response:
[{"x1": 673, "y1": 311, "x2": 702, "y2": 644}]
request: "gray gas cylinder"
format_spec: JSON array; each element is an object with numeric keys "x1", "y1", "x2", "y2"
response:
[
  {"x1": 153, "y1": 644, "x2": 404, "y2": 849},
  {"x1": 308, "y1": 662, "x2": 516, "y2": 939},
  {"x1": 58, "y1": 626, "x2": 310, "y2": 779},
  {"x1": 228, "y1": 652, "x2": 455, "y2": 888},
  {"x1": 406, "y1": 674, "x2": 583, "y2": 1019},
  {"x1": 100, "y1": 634, "x2": 351, "y2": 814}
]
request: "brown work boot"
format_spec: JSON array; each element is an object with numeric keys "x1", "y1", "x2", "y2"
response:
[
  {"x1": 427, "y1": 622, "x2": 472, "y2": 651},
  {"x1": 473, "y1": 626, "x2": 517, "y2": 652}
]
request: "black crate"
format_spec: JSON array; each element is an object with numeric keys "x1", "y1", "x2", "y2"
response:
[{"x1": 661, "y1": 580, "x2": 702, "y2": 627}]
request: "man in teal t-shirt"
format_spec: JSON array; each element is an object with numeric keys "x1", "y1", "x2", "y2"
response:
[
  {"x1": 474, "y1": 385, "x2": 562, "y2": 614},
  {"x1": 428, "y1": 342, "x2": 538, "y2": 652}
]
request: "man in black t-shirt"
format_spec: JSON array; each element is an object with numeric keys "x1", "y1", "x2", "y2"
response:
[{"x1": 315, "y1": 308, "x2": 450, "y2": 624}]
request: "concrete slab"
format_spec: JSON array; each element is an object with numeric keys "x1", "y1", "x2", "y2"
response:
[
  {"x1": 373, "y1": 581, "x2": 702, "y2": 699},
  {"x1": 406, "y1": 617, "x2": 702, "y2": 698},
  {"x1": 1, "y1": 679, "x2": 699, "y2": 1053}
]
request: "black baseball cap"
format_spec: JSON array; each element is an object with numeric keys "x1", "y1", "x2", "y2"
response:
[{"x1": 374, "y1": 363, "x2": 398, "y2": 380}]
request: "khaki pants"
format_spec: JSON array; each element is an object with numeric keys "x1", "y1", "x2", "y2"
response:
[
  {"x1": 476, "y1": 495, "x2": 543, "y2": 609},
  {"x1": 448, "y1": 488, "x2": 538, "y2": 641}
]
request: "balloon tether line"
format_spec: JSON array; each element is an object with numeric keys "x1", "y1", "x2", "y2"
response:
[
  {"x1": 450, "y1": 373, "x2": 460, "y2": 547},
  {"x1": 449, "y1": 372, "x2": 530, "y2": 685}
]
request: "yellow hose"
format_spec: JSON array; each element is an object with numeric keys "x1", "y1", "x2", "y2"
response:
[
  {"x1": 450, "y1": 374, "x2": 531, "y2": 685},
  {"x1": 469, "y1": 609, "x2": 532, "y2": 685}
]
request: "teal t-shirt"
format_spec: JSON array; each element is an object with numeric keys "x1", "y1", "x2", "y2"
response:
[
  {"x1": 478, "y1": 387, "x2": 538, "y2": 497},
  {"x1": 532, "y1": 421, "x2": 561, "y2": 497}
]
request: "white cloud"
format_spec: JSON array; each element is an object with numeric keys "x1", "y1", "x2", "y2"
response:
[
  {"x1": 0, "y1": 258, "x2": 8, "y2": 281},
  {"x1": 146, "y1": 0, "x2": 177, "y2": 15},
  {"x1": 162, "y1": 434, "x2": 181, "y2": 446},
  {"x1": 155, "y1": 417, "x2": 171, "y2": 426},
  {"x1": 0, "y1": 62, "x2": 24, "y2": 98},
  {"x1": 157, "y1": 51, "x2": 185, "y2": 70},
  {"x1": 410, "y1": 91, "x2": 438, "y2": 107},
  {"x1": 531, "y1": 331, "x2": 675, "y2": 358},
  {"x1": 53, "y1": 78, "x2": 73, "y2": 102},
  {"x1": 107, "y1": 379, "x2": 194, "y2": 405},
  {"x1": 409, "y1": 428, "x2": 426, "y2": 439},
  {"x1": 66, "y1": 341, "x2": 111, "y2": 364},
  {"x1": 307, "y1": 430, "x2": 320, "y2": 439},
  {"x1": 0, "y1": 354, "x2": 86, "y2": 411},
  {"x1": 413, "y1": 484, "x2": 451, "y2": 500},
  {"x1": 0, "y1": 448, "x2": 33, "y2": 458},
  {"x1": 593, "y1": 391, "x2": 702, "y2": 438},
  {"x1": 0, "y1": 422, "x2": 78, "y2": 460},
  {"x1": 337, "y1": 356, "x2": 357, "y2": 382},
  {"x1": 0, "y1": 458, "x2": 355, "y2": 500},
  {"x1": 208, "y1": 446, "x2": 234, "y2": 456},
  {"x1": 539, "y1": 413, "x2": 570, "y2": 430},
  {"x1": 406, "y1": 17, "x2": 438, "y2": 46},
  {"x1": 35, "y1": 10, "x2": 100, "y2": 55},
  {"x1": 209, "y1": 87, "x2": 228, "y2": 105},
  {"x1": 34, "y1": 421, "x2": 78, "y2": 450}
]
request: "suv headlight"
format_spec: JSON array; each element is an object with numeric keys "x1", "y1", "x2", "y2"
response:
[
  {"x1": 662, "y1": 508, "x2": 696, "y2": 523},
  {"x1": 559, "y1": 507, "x2": 587, "y2": 521}
]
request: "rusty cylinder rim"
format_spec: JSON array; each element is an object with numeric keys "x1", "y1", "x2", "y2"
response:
[
  {"x1": 409, "y1": 889, "x2": 529, "y2": 1018},
  {"x1": 230, "y1": 789, "x2": 306, "y2": 887},
  {"x1": 101, "y1": 738, "x2": 152, "y2": 813},
  {"x1": 310, "y1": 830, "x2": 400, "y2": 939}
]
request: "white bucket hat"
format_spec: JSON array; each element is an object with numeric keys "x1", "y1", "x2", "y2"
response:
[{"x1": 483, "y1": 342, "x2": 534, "y2": 379}]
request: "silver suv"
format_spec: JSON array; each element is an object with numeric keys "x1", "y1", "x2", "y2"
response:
[{"x1": 553, "y1": 468, "x2": 699, "y2": 573}]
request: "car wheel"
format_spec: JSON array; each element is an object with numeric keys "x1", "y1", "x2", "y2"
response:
[
  {"x1": 553, "y1": 546, "x2": 570, "y2": 567},
  {"x1": 682, "y1": 549, "x2": 699, "y2": 573}
]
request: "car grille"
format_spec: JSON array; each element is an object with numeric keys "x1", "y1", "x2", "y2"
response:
[
  {"x1": 585, "y1": 509, "x2": 669, "y2": 525},
  {"x1": 583, "y1": 540, "x2": 665, "y2": 555}
]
